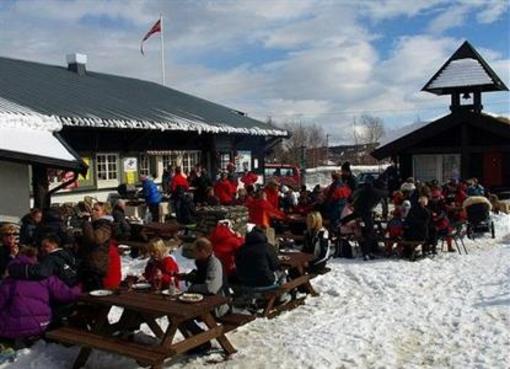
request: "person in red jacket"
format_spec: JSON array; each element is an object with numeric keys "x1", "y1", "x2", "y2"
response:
[
  {"x1": 264, "y1": 180, "x2": 280, "y2": 211},
  {"x1": 214, "y1": 172, "x2": 236, "y2": 205},
  {"x1": 170, "y1": 166, "x2": 190, "y2": 193},
  {"x1": 241, "y1": 170, "x2": 258, "y2": 187},
  {"x1": 144, "y1": 238, "x2": 180, "y2": 288},
  {"x1": 209, "y1": 221, "x2": 244, "y2": 279},
  {"x1": 246, "y1": 190, "x2": 285, "y2": 229},
  {"x1": 103, "y1": 239, "x2": 122, "y2": 289}
]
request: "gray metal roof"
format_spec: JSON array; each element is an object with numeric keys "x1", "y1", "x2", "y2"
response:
[{"x1": 0, "y1": 56, "x2": 286, "y2": 136}]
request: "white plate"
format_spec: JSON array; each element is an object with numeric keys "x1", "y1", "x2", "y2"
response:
[
  {"x1": 179, "y1": 293, "x2": 204, "y2": 303},
  {"x1": 161, "y1": 288, "x2": 183, "y2": 297},
  {"x1": 278, "y1": 255, "x2": 291, "y2": 261},
  {"x1": 132, "y1": 283, "x2": 151, "y2": 290},
  {"x1": 118, "y1": 245, "x2": 130, "y2": 250},
  {"x1": 89, "y1": 290, "x2": 113, "y2": 297}
]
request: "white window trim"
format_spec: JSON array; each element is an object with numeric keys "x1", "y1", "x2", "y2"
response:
[{"x1": 96, "y1": 153, "x2": 119, "y2": 189}]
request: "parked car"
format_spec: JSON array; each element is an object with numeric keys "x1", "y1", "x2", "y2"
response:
[
  {"x1": 264, "y1": 164, "x2": 301, "y2": 190},
  {"x1": 357, "y1": 171, "x2": 379, "y2": 185}
]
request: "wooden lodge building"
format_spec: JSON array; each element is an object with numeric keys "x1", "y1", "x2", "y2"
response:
[
  {"x1": 0, "y1": 54, "x2": 287, "y2": 206},
  {"x1": 372, "y1": 41, "x2": 510, "y2": 191}
]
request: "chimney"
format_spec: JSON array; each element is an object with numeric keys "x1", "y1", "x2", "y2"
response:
[{"x1": 66, "y1": 53, "x2": 87, "y2": 76}]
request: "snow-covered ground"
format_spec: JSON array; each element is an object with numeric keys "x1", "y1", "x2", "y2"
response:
[
  {"x1": 3, "y1": 214, "x2": 510, "y2": 369},
  {"x1": 305, "y1": 164, "x2": 389, "y2": 189}
]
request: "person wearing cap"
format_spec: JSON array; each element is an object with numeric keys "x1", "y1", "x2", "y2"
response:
[
  {"x1": 264, "y1": 180, "x2": 280, "y2": 211},
  {"x1": 210, "y1": 221, "x2": 244, "y2": 281},
  {"x1": 0, "y1": 224, "x2": 19, "y2": 278},
  {"x1": 19, "y1": 209, "x2": 43, "y2": 246},
  {"x1": 400, "y1": 181, "x2": 419, "y2": 208},
  {"x1": 403, "y1": 196, "x2": 433, "y2": 255}
]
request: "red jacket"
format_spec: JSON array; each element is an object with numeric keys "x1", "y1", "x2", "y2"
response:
[
  {"x1": 214, "y1": 179, "x2": 236, "y2": 205},
  {"x1": 264, "y1": 187, "x2": 280, "y2": 210},
  {"x1": 210, "y1": 224, "x2": 244, "y2": 277},
  {"x1": 241, "y1": 172, "x2": 258, "y2": 187},
  {"x1": 171, "y1": 173, "x2": 189, "y2": 193},
  {"x1": 246, "y1": 197, "x2": 285, "y2": 228},
  {"x1": 102, "y1": 241, "x2": 122, "y2": 289},
  {"x1": 144, "y1": 256, "x2": 180, "y2": 288}
]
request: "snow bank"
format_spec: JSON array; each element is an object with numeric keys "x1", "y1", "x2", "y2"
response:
[
  {"x1": 3, "y1": 215, "x2": 509, "y2": 369},
  {"x1": 305, "y1": 164, "x2": 389, "y2": 189}
]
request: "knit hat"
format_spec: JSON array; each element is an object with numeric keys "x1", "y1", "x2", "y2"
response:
[{"x1": 0, "y1": 224, "x2": 19, "y2": 236}]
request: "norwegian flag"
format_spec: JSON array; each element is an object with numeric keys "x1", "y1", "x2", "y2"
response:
[{"x1": 140, "y1": 19, "x2": 162, "y2": 55}]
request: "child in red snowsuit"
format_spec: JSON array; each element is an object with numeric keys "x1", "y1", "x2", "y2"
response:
[
  {"x1": 144, "y1": 239, "x2": 180, "y2": 288},
  {"x1": 209, "y1": 222, "x2": 244, "y2": 279}
]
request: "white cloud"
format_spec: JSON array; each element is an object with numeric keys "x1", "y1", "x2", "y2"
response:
[{"x1": 0, "y1": 0, "x2": 507, "y2": 144}]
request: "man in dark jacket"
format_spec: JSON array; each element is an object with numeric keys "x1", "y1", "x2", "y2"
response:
[
  {"x1": 111, "y1": 199, "x2": 131, "y2": 241},
  {"x1": 404, "y1": 196, "x2": 432, "y2": 243},
  {"x1": 341, "y1": 161, "x2": 358, "y2": 192},
  {"x1": 192, "y1": 168, "x2": 213, "y2": 205},
  {"x1": 341, "y1": 178, "x2": 387, "y2": 260},
  {"x1": 19, "y1": 209, "x2": 43, "y2": 246},
  {"x1": 33, "y1": 208, "x2": 73, "y2": 248},
  {"x1": 7, "y1": 235, "x2": 78, "y2": 287},
  {"x1": 235, "y1": 228, "x2": 281, "y2": 287}
]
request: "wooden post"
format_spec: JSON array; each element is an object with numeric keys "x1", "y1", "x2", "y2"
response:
[{"x1": 32, "y1": 164, "x2": 50, "y2": 209}]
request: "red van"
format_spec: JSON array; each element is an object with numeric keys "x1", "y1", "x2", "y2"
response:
[{"x1": 264, "y1": 164, "x2": 301, "y2": 190}]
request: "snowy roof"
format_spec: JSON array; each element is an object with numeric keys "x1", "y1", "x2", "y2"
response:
[
  {"x1": 422, "y1": 41, "x2": 508, "y2": 95},
  {"x1": 0, "y1": 56, "x2": 287, "y2": 137},
  {"x1": 372, "y1": 111, "x2": 510, "y2": 160},
  {"x1": 0, "y1": 110, "x2": 85, "y2": 172},
  {"x1": 428, "y1": 58, "x2": 493, "y2": 89}
]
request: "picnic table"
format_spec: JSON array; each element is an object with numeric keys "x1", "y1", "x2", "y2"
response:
[
  {"x1": 142, "y1": 222, "x2": 182, "y2": 238},
  {"x1": 46, "y1": 291, "x2": 236, "y2": 369},
  {"x1": 279, "y1": 251, "x2": 319, "y2": 297}
]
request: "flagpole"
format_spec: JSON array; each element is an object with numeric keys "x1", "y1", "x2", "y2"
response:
[{"x1": 160, "y1": 13, "x2": 166, "y2": 86}]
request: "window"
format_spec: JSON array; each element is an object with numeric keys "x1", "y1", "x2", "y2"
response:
[
  {"x1": 139, "y1": 154, "x2": 150, "y2": 177},
  {"x1": 96, "y1": 153, "x2": 119, "y2": 188},
  {"x1": 413, "y1": 154, "x2": 460, "y2": 183},
  {"x1": 182, "y1": 151, "x2": 201, "y2": 174},
  {"x1": 162, "y1": 153, "x2": 179, "y2": 170},
  {"x1": 264, "y1": 167, "x2": 279, "y2": 177},
  {"x1": 236, "y1": 151, "x2": 252, "y2": 172},
  {"x1": 220, "y1": 153, "x2": 230, "y2": 171}
]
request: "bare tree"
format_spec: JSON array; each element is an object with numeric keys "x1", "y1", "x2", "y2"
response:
[
  {"x1": 356, "y1": 114, "x2": 385, "y2": 145},
  {"x1": 266, "y1": 121, "x2": 328, "y2": 167}
]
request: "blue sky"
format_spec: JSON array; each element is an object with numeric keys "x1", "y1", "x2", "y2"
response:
[{"x1": 0, "y1": 0, "x2": 508, "y2": 143}]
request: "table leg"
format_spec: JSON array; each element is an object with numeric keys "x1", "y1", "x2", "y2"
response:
[
  {"x1": 296, "y1": 265, "x2": 319, "y2": 297},
  {"x1": 140, "y1": 313, "x2": 165, "y2": 339},
  {"x1": 161, "y1": 316, "x2": 180, "y2": 350},
  {"x1": 201, "y1": 313, "x2": 237, "y2": 355},
  {"x1": 72, "y1": 306, "x2": 110, "y2": 369}
]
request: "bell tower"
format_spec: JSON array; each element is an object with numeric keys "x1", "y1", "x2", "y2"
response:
[{"x1": 422, "y1": 41, "x2": 508, "y2": 113}]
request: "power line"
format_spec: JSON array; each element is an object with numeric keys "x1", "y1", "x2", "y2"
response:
[{"x1": 253, "y1": 100, "x2": 510, "y2": 118}]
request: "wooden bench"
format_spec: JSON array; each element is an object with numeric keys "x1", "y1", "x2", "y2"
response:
[
  {"x1": 218, "y1": 313, "x2": 256, "y2": 333},
  {"x1": 310, "y1": 267, "x2": 331, "y2": 278},
  {"x1": 231, "y1": 274, "x2": 312, "y2": 319},
  {"x1": 46, "y1": 327, "x2": 166, "y2": 369},
  {"x1": 399, "y1": 241, "x2": 425, "y2": 261}
]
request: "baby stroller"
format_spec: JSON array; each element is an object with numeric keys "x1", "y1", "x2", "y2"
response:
[{"x1": 463, "y1": 196, "x2": 495, "y2": 239}]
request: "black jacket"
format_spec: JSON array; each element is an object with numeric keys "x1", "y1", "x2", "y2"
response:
[
  {"x1": 404, "y1": 205, "x2": 431, "y2": 241},
  {"x1": 8, "y1": 248, "x2": 78, "y2": 287},
  {"x1": 351, "y1": 182, "x2": 388, "y2": 215},
  {"x1": 235, "y1": 229, "x2": 281, "y2": 287},
  {"x1": 33, "y1": 209, "x2": 73, "y2": 247},
  {"x1": 112, "y1": 206, "x2": 131, "y2": 241},
  {"x1": 19, "y1": 214, "x2": 38, "y2": 246}
]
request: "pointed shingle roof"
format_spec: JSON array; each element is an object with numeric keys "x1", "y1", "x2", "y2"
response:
[{"x1": 422, "y1": 41, "x2": 508, "y2": 95}]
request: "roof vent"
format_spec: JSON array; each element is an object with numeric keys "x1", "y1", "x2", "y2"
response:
[{"x1": 66, "y1": 53, "x2": 87, "y2": 76}]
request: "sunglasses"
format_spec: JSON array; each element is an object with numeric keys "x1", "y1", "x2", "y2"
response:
[{"x1": 3, "y1": 233, "x2": 17, "y2": 236}]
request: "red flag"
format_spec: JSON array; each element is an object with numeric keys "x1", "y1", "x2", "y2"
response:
[{"x1": 140, "y1": 19, "x2": 161, "y2": 55}]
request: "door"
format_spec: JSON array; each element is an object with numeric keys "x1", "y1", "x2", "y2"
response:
[{"x1": 483, "y1": 152, "x2": 503, "y2": 187}]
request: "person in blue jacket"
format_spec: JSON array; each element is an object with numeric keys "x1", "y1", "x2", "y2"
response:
[{"x1": 140, "y1": 175, "x2": 162, "y2": 222}]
